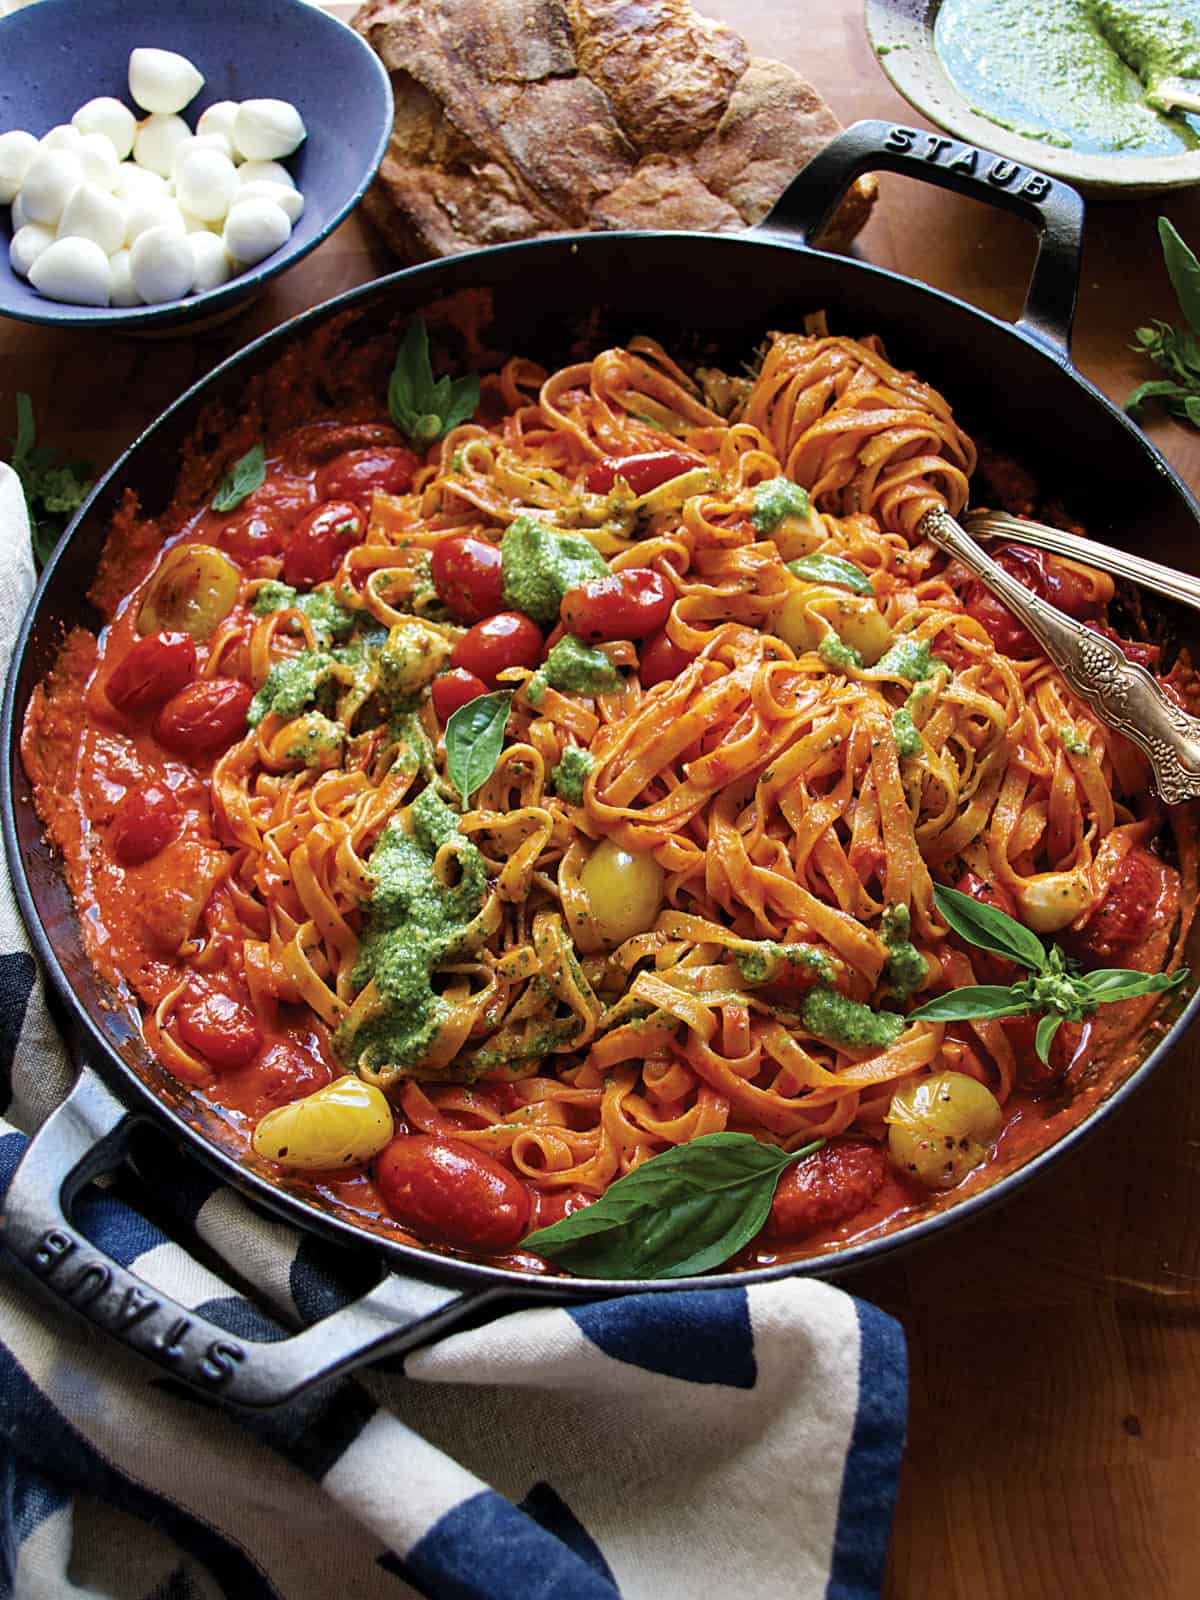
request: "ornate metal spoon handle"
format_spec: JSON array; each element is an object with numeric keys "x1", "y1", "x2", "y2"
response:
[
  {"x1": 964, "y1": 509, "x2": 1200, "y2": 616},
  {"x1": 917, "y1": 505, "x2": 1200, "y2": 805}
]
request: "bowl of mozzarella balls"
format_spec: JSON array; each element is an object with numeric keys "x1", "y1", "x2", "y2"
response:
[{"x1": 0, "y1": 0, "x2": 393, "y2": 329}]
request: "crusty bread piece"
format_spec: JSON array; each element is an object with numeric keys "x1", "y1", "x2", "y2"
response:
[{"x1": 351, "y1": 0, "x2": 876, "y2": 260}]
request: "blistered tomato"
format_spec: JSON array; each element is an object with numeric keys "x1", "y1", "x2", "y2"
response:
[
  {"x1": 375, "y1": 1135, "x2": 531, "y2": 1252},
  {"x1": 107, "y1": 631, "x2": 197, "y2": 713},
  {"x1": 316, "y1": 447, "x2": 419, "y2": 504},
  {"x1": 431, "y1": 669, "x2": 489, "y2": 722},
  {"x1": 155, "y1": 678, "x2": 252, "y2": 755},
  {"x1": 176, "y1": 987, "x2": 263, "y2": 1071},
  {"x1": 560, "y1": 567, "x2": 673, "y2": 642},
  {"x1": 110, "y1": 782, "x2": 181, "y2": 865},
  {"x1": 451, "y1": 612, "x2": 543, "y2": 686},
  {"x1": 282, "y1": 501, "x2": 363, "y2": 588},
  {"x1": 638, "y1": 627, "x2": 693, "y2": 688},
  {"x1": 584, "y1": 450, "x2": 698, "y2": 496},
  {"x1": 430, "y1": 534, "x2": 505, "y2": 623}
]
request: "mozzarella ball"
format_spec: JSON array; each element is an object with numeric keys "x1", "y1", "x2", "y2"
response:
[
  {"x1": 236, "y1": 158, "x2": 295, "y2": 190},
  {"x1": 112, "y1": 161, "x2": 167, "y2": 203},
  {"x1": 57, "y1": 182, "x2": 127, "y2": 255},
  {"x1": 177, "y1": 208, "x2": 213, "y2": 234},
  {"x1": 76, "y1": 132, "x2": 120, "y2": 190},
  {"x1": 187, "y1": 131, "x2": 235, "y2": 164},
  {"x1": 129, "y1": 224, "x2": 193, "y2": 303},
  {"x1": 9, "y1": 223, "x2": 56, "y2": 279},
  {"x1": 72, "y1": 97, "x2": 137, "y2": 161},
  {"x1": 128, "y1": 48, "x2": 205, "y2": 116},
  {"x1": 133, "y1": 114, "x2": 191, "y2": 178},
  {"x1": 108, "y1": 247, "x2": 141, "y2": 307},
  {"x1": 234, "y1": 179, "x2": 305, "y2": 225},
  {"x1": 0, "y1": 130, "x2": 38, "y2": 204},
  {"x1": 10, "y1": 191, "x2": 30, "y2": 230},
  {"x1": 190, "y1": 230, "x2": 232, "y2": 293},
  {"x1": 29, "y1": 235, "x2": 112, "y2": 305},
  {"x1": 125, "y1": 195, "x2": 185, "y2": 245},
  {"x1": 196, "y1": 101, "x2": 239, "y2": 145},
  {"x1": 40, "y1": 124, "x2": 84, "y2": 153},
  {"x1": 223, "y1": 197, "x2": 290, "y2": 265},
  {"x1": 175, "y1": 147, "x2": 237, "y2": 222},
  {"x1": 20, "y1": 149, "x2": 85, "y2": 224},
  {"x1": 232, "y1": 99, "x2": 305, "y2": 162}
]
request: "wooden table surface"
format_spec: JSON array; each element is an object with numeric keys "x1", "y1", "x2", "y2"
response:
[{"x1": 4, "y1": 2, "x2": 1200, "y2": 1595}]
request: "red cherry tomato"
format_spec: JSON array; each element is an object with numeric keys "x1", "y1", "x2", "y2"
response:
[
  {"x1": 638, "y1": 627, "x2": 693, "y2": 688},
  {"x1": 106, "y1": 631, "x2": 197, "y2": 713},
  {"x1": 560, "y1": 567, "x2": 673, "y2": 642},
  {"x1": 1069, "y1": 846, "x2": 1173, "y2": 969},
  {"x1": 282, "y1": 500, "x2": 364, "y2": 588},
  {"x1": 584, "y1": 450, "x2": 698, "y2": 496},
  {"x1": 220, "y1": 507, "x2": 286, "y2": 563},
  {"x1": 431, "y1": 668, "x2": 489, "y2": 722},
  {"x1": 451, "y1": 611, "x2": 543, "y2": 686},
  {"x1": 110, "y1": 782, "x2": 181, "y2": 865},
  {"x1": 316, "y1": 447, "x2": 419, "y2": 505},
  {"x1": 430, "y1": 534, "x2": 505, "y2": 623},
  {"x1": 375, "y1": 1134, "x2": 531, "y2": 1253},
  {"x1": 951, "y1": 869, "x2": 1021, "y2": 985},
  {"x1": 964, "y1": 544, "x2": 1106, "y2": 658},
  {"x1": 155, "y1": 677, "x2": 252, "y2": 755},
  {"x1": 176, "y1": 987, "x2": 263, "y2": 1072},
  {"x1": 765, "y1": 1139, "x2": 888, "y2": 1242}
]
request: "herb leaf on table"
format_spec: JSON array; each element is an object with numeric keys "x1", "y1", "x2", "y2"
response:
[
  {"x1": 1126, "y1": 219, "x2": 1200, "y2": 429},
  {"x1": 7, "y1": 394, "x2": 93, "y2": 568}
]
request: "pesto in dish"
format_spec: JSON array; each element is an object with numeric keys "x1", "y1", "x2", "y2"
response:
[{"x1": 934, "y1": 0, "x2": 1200, "y2": 156}]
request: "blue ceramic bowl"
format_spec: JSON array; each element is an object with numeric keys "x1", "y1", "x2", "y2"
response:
[{"x1": 0, "y1": 0, "x2": 393, "y2": 329}]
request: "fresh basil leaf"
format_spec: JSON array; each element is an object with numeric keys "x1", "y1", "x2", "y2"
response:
[
  {"x1": 786, "y1": 553, "x2": 874, "y2": 595},
  {"x1": 1074, "y1": 967, "x2": 1189, "y2": 1003},
  {"x1": 444, "y1": 690, "x2": 512, "y2": 808},
  {"x1": 523, "y1": 1132, "x2": 825, "y2": 1279},
  {"x1": 211, "y1": 444, "x2": 265, "y2": 513},
  {"x1": 1034, "y1": 1012, "x2": 1064, "y2": 1065},
  {"x1": 906, "y1": 985, "x2": 1033, "y2": 1022},
  {"x1": 1124, "y1": 379, "x2": 1191, "y2": 416},
  {"x1": 1159, "y1": 217, "x2": 1200, "y2": 336},
  {"x1": 932, "y1": 883, "x2": 1048, "y2": 972},
  {"x1": 9, "y1": 393, "x2": 93, "y2": 567},
  {"x1": 388, "y1": 317, "x2": 480, "y2": 445}
]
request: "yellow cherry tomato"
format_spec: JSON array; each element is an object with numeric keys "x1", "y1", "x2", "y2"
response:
[
  {"x1": 252, "y1": 1074, "x2": 394, "y2": 1171},
  {"x1": 581, "y1": 837, "x2": 664, "y2": 946},
  {"x1": 886, "y1": 1069, "x2": 1003, "y2": 1190},
  {"x1": 138, "y1": 543, "x2": 240, "y2": 641}
]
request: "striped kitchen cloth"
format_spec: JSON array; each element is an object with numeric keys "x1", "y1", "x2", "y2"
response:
[{"x1": 0, "y1": 463, "x2": 906, "y2": 1600}]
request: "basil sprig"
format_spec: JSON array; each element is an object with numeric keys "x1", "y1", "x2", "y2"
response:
[
  {"x1": 908, "y1": 883, "x2": 1188, "y2": 1062},
  {"x1": 786, "y1": 553, "x2": 874, "y2": 595},
  {"x1": 523, "y1": 1133, "x2": 825, "y2": 1279},
  {"x1": 211, "y1": 444, "x2": 265, "y2": 513},
  {"x1": 1126, "y1": 219, "x2": 1200, "y2": 429},
  {"x1": 444, "y1": 690, "x2": 512, "y2": 808},
  {"x1": 388, "y1": 318, "x2": 480, "y2": 445}
]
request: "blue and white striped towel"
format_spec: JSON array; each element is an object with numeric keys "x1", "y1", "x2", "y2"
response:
[{"x1": 0, "y1": 462, "x2": 906, "y2": 1600}]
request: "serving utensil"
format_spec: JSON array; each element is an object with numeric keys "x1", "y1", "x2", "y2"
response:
[
  {"x1": 918, "y1": 505, "x2": 1200, "y2": 804},
  {"x1": 964, "y1": 508, "x2": 1200, "y2": 615}
]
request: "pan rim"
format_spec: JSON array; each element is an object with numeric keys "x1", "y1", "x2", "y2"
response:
[{"x1": 6, "y1": 223, "x2": 1200, "y2": 1296}]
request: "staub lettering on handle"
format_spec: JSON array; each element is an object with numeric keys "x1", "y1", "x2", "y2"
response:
[
  {"x1": 883, "y1": 126, "x2": 1053, "y2": 200},
  {"x1": 30, "y1": 1226, "x2": 247, "y2": 1386}
]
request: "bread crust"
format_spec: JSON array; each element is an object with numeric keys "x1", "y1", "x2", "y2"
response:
[{"x1": 352, "y1": 0, "x2": 877, "y2": 258}]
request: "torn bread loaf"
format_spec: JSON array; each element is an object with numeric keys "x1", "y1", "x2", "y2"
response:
[{"x1": 351, "y1": 0, "x2": 877, "y2": 259}]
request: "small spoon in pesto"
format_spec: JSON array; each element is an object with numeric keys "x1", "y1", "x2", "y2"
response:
[{"x1": 1092, "y1": 0, "x2": 1200, "y2": 116}]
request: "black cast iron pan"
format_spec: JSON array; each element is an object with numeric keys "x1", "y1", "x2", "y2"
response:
[{"x1": 3, "y1": 121, "x2": 1199, "y2": 1409}]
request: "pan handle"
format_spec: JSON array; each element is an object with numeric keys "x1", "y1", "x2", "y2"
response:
[
  {"x1": 0, "y1": 1066, "x2": 503, "y2": 1409},
  {"x1": 756, "y1": 119, "x2": 1085, "y2": 358}
]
